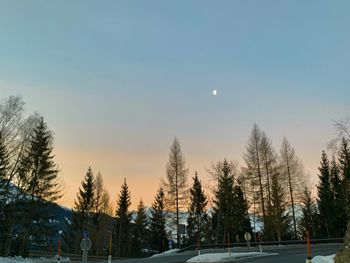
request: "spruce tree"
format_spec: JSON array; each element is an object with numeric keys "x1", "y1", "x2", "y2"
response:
[
  {"x1": 150, "y1": 187, "x2": 167, "y2": 252},
  {"x1": 213, "y1": 159, "x2": 235, "y2": 243},
  {"x1": 186, "y1": 172, "x2": 208, "y2": 246},
  {"x1": 233, "y1": 179, "x2": 252, "y2": 241},
  {"x1": 317, "y1": 151, "x2": 335, "y2": 238},
  {"x1": 18, "y1": 117, "x2": 61, "y2": 256},
  {"x1": 268, "y1": 172, "x2": 288, "y2": 242},
  {"x1": 330, "y1": 157, "x2": 347, "y2": 237},
  {"x1": 132, "y1": 199, "x2": 148, "y2": 256},
  {"x1": 339, "y1": 138, "x2": 350, "y2": 219},
  {"x1": 299, "y1": 188, "x2": 319, "y2": 239},
  {"x1": 115, "y1": 178, "x2": 132, "y2": 257}
]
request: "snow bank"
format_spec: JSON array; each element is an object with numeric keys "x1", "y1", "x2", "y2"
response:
[
  {"x1": 312, "y1": 254, "x2": 335, "y2": 263},
  {"x1": 0, "y1": 256, "x2": 70, "y2": 263},
  {"x1": 151, "y1": 249, "x2": 180, "y2": 257},
  {"x1": 186, "y1": 252, "x2": 273, "y2": 262}
]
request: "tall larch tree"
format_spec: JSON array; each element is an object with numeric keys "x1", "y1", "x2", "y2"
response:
[
  {"x1": 115, "y1": 178, "x2": 132, "y2": 257},
  {"x1": 243, "y1": 124, "x2": 266, "y2": 234},
  {"x1": 279, "y1": 137, "x2": 305, "y2": 239},
  {"x1": 162, "y1": 137, "x2": 188, "y2": 246}
]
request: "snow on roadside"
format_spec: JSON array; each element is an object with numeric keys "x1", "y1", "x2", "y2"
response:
[
  {"x1": 186, "y1": 252, "x2": 274, "y2": 262},
  {"x1": 312, "y1": 254, "x2": 335, "y2": 263},
  {"x1": 0, "y1": 256, "x2": 70, "y2": 263},
  {"x1": 151, "y1": 249, "x2": 180, "y2": 257}
]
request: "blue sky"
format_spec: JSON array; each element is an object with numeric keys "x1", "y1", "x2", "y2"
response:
[{"x1": 1, "y1": 1, "x2": 349, "y2": 208}]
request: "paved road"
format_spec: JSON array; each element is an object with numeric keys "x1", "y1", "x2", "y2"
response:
[{"x1": 106, "y1": 243, "x2": 342, "y2": 263}]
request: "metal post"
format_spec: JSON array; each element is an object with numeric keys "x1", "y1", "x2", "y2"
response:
[
  {"x1": 57, "y1": 239, "x2": 61, "y2": 263},
  {"x1": 305, "y1": 231, "x2": 312, "y2": 263},
  {"x1": 108, "y1": 231, "x2": 112, "y2": 263}
]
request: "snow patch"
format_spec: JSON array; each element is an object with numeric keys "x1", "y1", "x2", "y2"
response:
[
  {"x1": 151, "y1": 249, "x2": 180, "y2": 257},
  {"x1": 312, "y1": 254, "x2": 335, "y2": 263},
  {"x1": 186, "y1": 252, "x2": 274, "y2": 262}
]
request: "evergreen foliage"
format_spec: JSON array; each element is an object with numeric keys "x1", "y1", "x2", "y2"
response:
[
  {"x1": 150, "y1": 187, "x2": 167, "y2": 253},
  {"x1": 132, "y1": 199, "x2": 149, "y2": 256},
  {"x1": 186, "y1": 172, "x2": 208, "y2": 246},
  {"x1": 17, "y1": 117, "x2": 61, "y2": 256},
  {"x1": 115, "y1": 178, "x2": 132, "y2": 257},
  {"x1": 299, "y1": 188, "x2": 319, "y2": 239},
  {"x1": 317, "y1": 151, "x2": 335, "y2": 238}
]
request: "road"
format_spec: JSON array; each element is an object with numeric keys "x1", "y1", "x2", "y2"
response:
[{"x1": 106, "y1": 243, "x2": 342, "y2": 263}]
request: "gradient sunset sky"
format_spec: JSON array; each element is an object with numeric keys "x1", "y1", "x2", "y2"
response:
[{"x1": 1, "y1": 1, "x2": 349, "y2": 210}]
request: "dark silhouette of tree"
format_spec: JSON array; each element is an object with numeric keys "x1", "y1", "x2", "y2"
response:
[{"x1": 115, "y1": 178, "x2": 132, "y2": 257}]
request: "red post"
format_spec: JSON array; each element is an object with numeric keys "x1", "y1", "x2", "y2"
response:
[{"x1": 306, "y1": 231, "x2": 311, "y2": 262}]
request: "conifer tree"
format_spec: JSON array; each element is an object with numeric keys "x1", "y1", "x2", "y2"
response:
[
  {"x1": 132, "y1": 199, "x2": 148, "y2": 256},
  {"x1": 299, "y1": 188, "x2": 319, "y2": 239},
  {"x1": 213, "y1": 159, "x2": 235, "y2": 243},
  {"x1": 74, "y1": 167, "x2": 95, "y2": 229},
  {"x1": 330, "y1": 157, "x2": 347, "y2": 237},
  {"x1": 115, "y1": 178, "x2": 132, "y2": 257},
  {"x1": 317, "y1": 151, "x2": 335, "y2": 238},
  {"x1": 186, "y1": 172, "x2": 208, "y2": 246},
  {"x1": 150, "y1": 187, "x2": 167, "y2": 252},
  {"x1": 243, "y1": 124, "x2": 267, "y2": 233},
  {"x1": 233, "y1": 180, "x2": 252, "y2": 241},
  {"x1": 18, "y1": 117, "x2": 62, "y2": 256},
  {"x1": 339, "y1": 138, "x2": 350, "y2": 218},
  {"x1": 268, "y1": 172, "x2": 288, "y2": 242},
  {"x1": 279, "y1": 137, "x2": 305, "y2": 239},
  {"x1": 162, "y1": 137, "x2": 188, "y2": 246}
]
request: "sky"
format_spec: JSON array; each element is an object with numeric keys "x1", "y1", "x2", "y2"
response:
[{"x1": 1, "y1": 0, "x2": 349, "y2": 210}]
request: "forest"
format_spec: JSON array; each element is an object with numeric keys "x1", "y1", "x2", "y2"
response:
[{"x1": 0, "y1": 96, "x2": 349, "y2": 258}]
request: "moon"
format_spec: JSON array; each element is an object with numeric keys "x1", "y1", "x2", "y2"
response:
[{"x1": 212, "y1": 89, "x2": 217, "y2": 96}]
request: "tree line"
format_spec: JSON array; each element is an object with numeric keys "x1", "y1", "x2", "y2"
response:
[{"x1": 0, "y1": 95, "x2": 350, "y2": 258}]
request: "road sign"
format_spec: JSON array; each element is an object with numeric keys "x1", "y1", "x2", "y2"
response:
[
  {"x1": 244, "y1": 232, "x2": 251, "y2": 241},
  {"x1": 80, "y1": 238, "x2": 92, "y2": 251}
]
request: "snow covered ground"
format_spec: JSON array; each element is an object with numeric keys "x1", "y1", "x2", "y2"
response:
[
  {"x1": 312, "y1": 254, "x2": 335, "y2": 263},
  {"x1": 186, "y1": 252, "x2": 276, "y2": 262},
  {"x1": 0, "y1": 256, "x2": 70, "y2": 263},
  {"x1": 150, "y1": 248, "x2": 180, "y2": 257}
]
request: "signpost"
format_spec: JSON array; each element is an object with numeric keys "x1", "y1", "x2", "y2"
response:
[
  {"x1": 80, "y1": 232, "x2": 92, "y2": 263},
  {"x1": 244, "y1": 232, "x2": 251, "y2": 249}
]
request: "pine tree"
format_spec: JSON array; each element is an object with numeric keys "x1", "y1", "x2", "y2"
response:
[
  {"x1": 268, "y1": 172, "x2": 288, "y2": 242},
  {"x1": 74, "y1": 167, "x2": 95, "y2": 229},
  {"x1": 150, "y1": 187, "x2": 167, "y2": 252},
  {"x1": 132, "y1": 199, "x2": 148, "y2": 256},
  {"x1": 330, "y1": 157, "x2": 347, "y2": 237},
  {"x1": 233, "y1": 180, "x2": 252, "y2": 241},
  {"x1": 161, "y1": 137, "x2": 188, "y2": 246},
  {"x1": 18, "y1": 117, "x2": 62, "y2": 256},
  {"x1": 115, "y1": 178, "x2": 132, "y2": 257},
  {"x1": 186, "y1": 172, "x2": 208, "y2": 246},
  {"x1": 339, "y1": 138, "x2": 350, "y2": 219},
  {"x1": 212, "y1": 159, "x2": 235, "y2": 243},
  {"x1": 317, "y1": 151, "x2": 335, "y2": 238},
  {"x1": 299, "y1": 188, "x2": 319, "y2": 239}
]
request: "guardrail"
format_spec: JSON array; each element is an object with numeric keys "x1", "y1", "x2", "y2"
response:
[
  {"x1": 28, "y1": 250, "x2": 115, "y2": 261},
  {"x1": 177, "y1": 238, "x2": 344, "y2": 253}
]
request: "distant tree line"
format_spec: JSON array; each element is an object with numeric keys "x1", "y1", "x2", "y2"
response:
[{"x1": 1, "y1": 95, "x2": 350, "y2": 259}]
